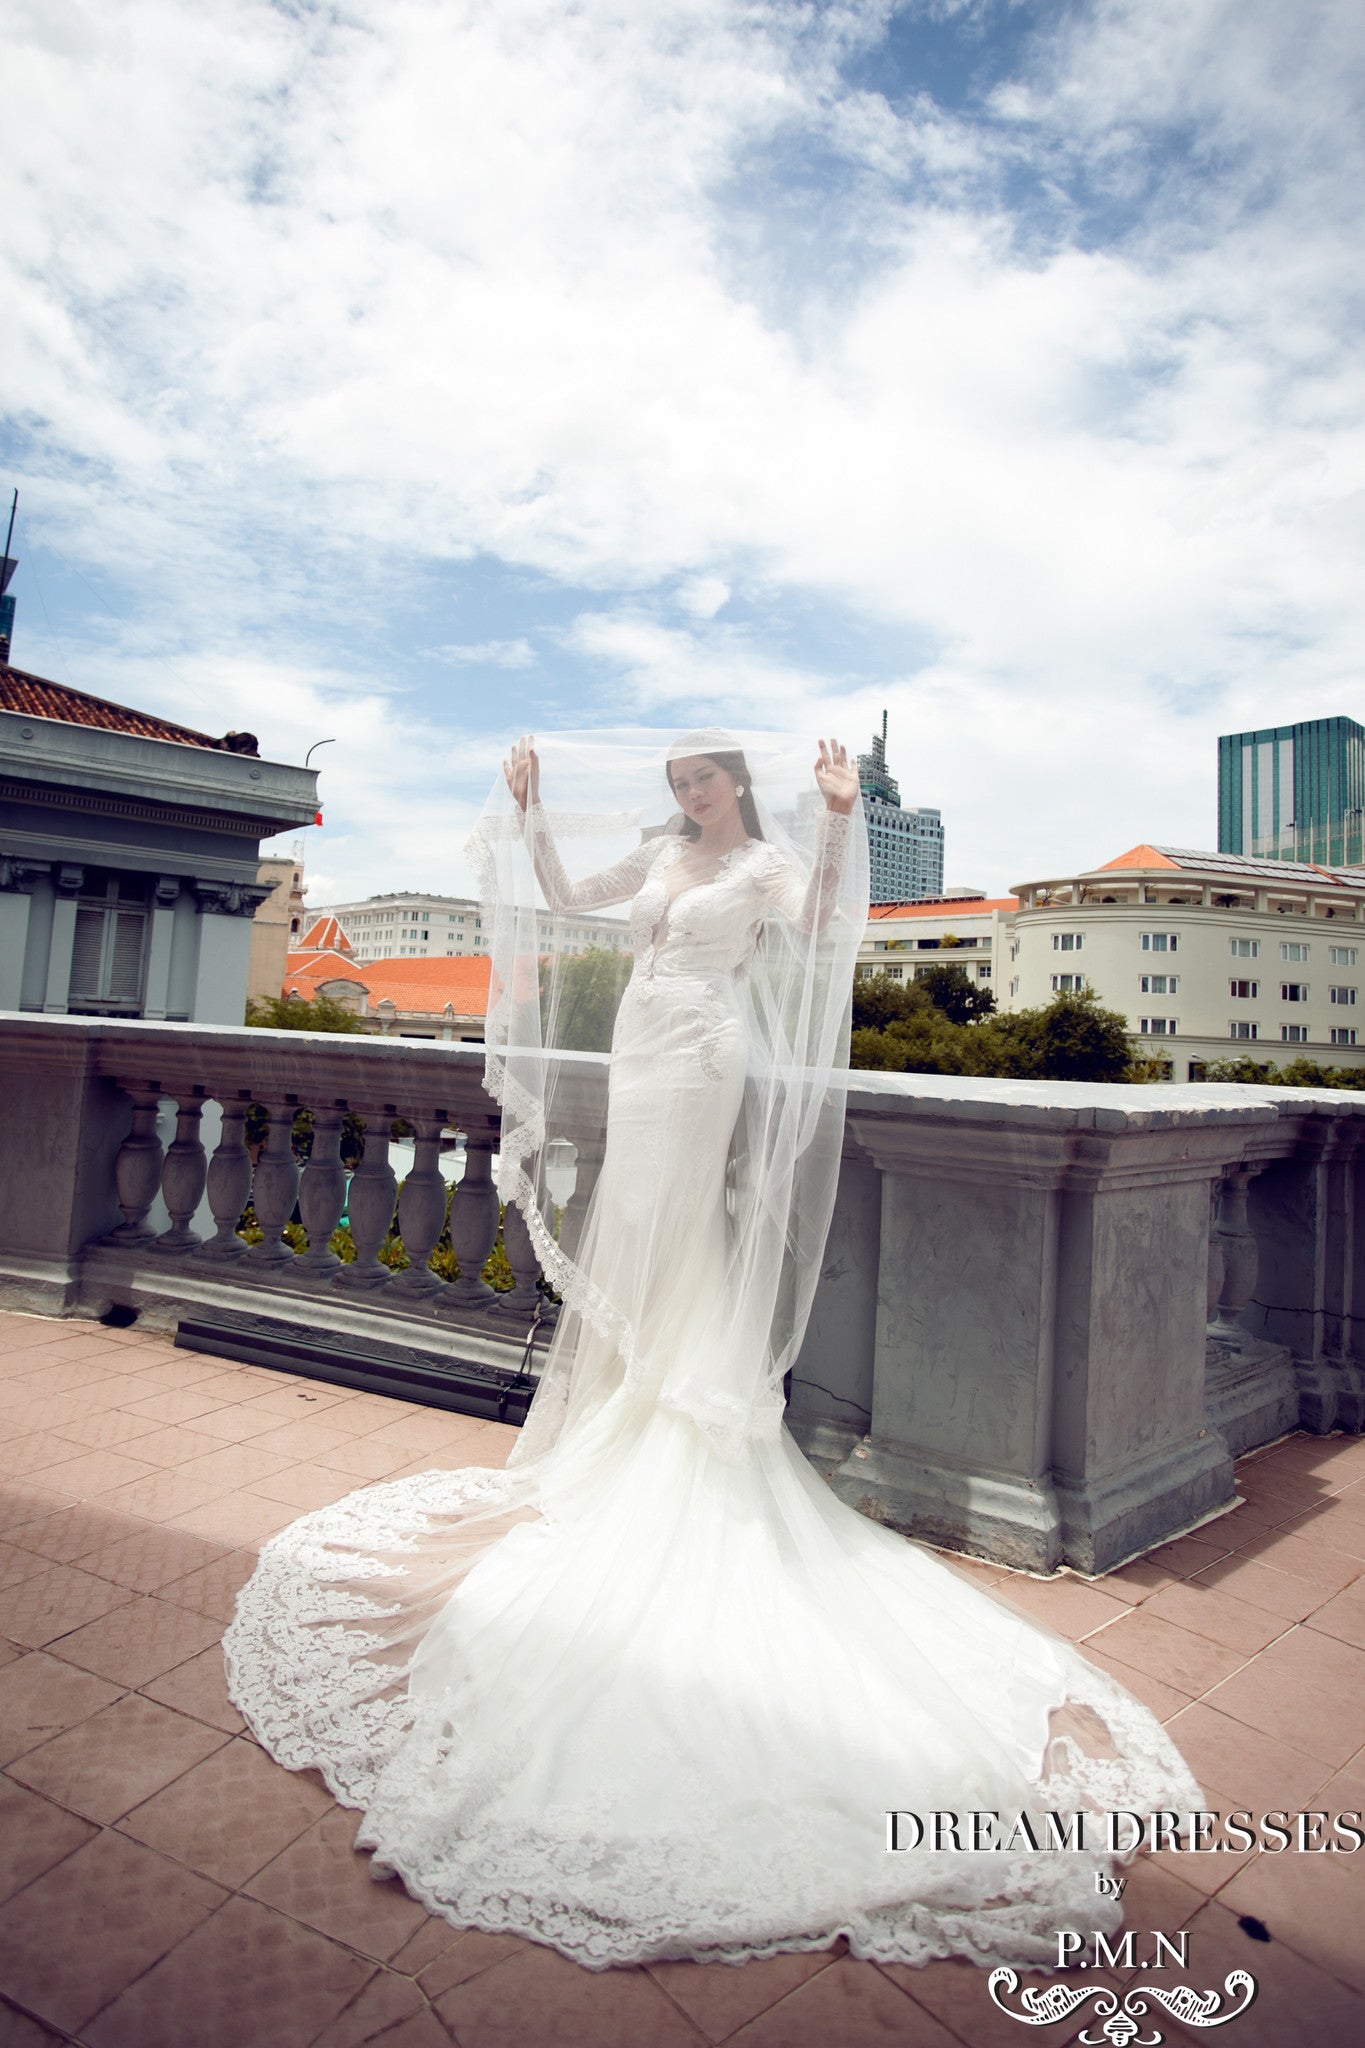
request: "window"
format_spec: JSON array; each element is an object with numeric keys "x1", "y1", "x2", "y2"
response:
[
  {"x1": 1052, "y1": 933, "x2": 1083, "y2": 951},
  {"x1": 1140, "y1": 1017, "x2": 1177, "y2": 1035},
  {"x1": 1331, "y1": 1027, "x2": 1358, "y2": 1046},
  {"x1": 1281, "y1": 942, "x2": 1310, "y2": 962},
  {"x1": 1281, "y1": 983, "x2": 1309, "y2": 1002},
  {"x1": 1141, "y1": 974, "x2": 1179, "y2": 995},
  {"x1": 1141, "y1": 933, "x2": 1178, "y2": 953},
  {"x1": 1229, "y1": 938, "x2": 1260, "y2": 958},
  {"x1": 1282, "y1": 1025, "x2": 1310, "y2": 1044},
  {"x1": 1052, "y1": 973, "x2": 1086, "y2": 992},
  {"x1": 67, "y1": 878, "x2": 148, "y2": 1015},
  {"x1": 1228, "y1": 980, "x2": 1259, "y2": 999},
  {"x1": 977, "y1": 963, "x2": 992, "y2": 979},
  {"x1": 1330, "y1": 986, "x2": 1357, "y2": 1005},
  {"x1": 885, "y1": 965, "x2": 903, "y2": 979},
  {"x1": 1010, "y1": 977, "x2": 1020, "y2": 996},
  {"x1": 1330, "y1": 946, "x2": 1357, "y2": 967},
  {"x1": 1230, "y1": 1021, "x2": 1259, "y2": 1040}
]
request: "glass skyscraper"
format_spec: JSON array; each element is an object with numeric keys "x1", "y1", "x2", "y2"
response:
[
  {"x1": 1218, "y1": 716, "x2": 1365, "y2": 869},
  {"x1": 857, "y1": 714, "x2": 944, "y2": 905}
]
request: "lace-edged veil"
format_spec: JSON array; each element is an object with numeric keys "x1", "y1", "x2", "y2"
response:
[{"x1": 466, "y1": 726, "x2": 870, "y2": 1458}]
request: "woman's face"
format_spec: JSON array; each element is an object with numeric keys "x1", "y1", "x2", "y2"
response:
[{"x1": 668, "y1": 754, "x2": 740, "y2": 828}]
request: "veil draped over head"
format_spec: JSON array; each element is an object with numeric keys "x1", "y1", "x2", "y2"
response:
[{"x1": 466, "y1": 727, "x2": 870, "y2": 1457}]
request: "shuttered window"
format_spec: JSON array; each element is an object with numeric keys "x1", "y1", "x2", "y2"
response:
[{"x1": 67, "y1": 878, "x2": 148, "y2": 1013}]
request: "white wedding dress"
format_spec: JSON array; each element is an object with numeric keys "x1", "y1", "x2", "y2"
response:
[{"x1": 224, "y1": 794, "x2": 1203, "y2": 1972}]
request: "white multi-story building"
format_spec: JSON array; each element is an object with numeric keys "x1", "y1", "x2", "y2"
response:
[
  {"x1": 857, "y1": 890, "x2": 1015, "y2": 990},
  {"x1": 1007, "y1": 843, "x2": 1365, "y2": 1079},
  {"x1": 315, "y1": 891, "x2": 630, "y2": 962}
]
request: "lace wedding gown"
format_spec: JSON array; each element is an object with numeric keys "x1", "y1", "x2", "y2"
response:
[{"x1": 224, "y1": 801, "x2": 1202, "y2": 1972}]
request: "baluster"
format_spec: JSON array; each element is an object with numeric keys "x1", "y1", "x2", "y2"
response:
[
  {"x1": 442, "y1": 1129, "x2": 500, "y2": 1309},
  {"x1": 490, "y1": 1196, "x2": 542, "y2": 1313},
  {"x1": 197, "y1": 1100, "x2": 254, "y2": 1259},
  {"x1": 391, "y1": 1118, "x2": 448, "y2": 1298},
  {"x1": 1208, "y1": 1165, "x2": 1260, "y2": 1341},
  {"x1": 333, "y1": 1114, "x2": 397, "y2": 1291},
  {"x1": 153, "y1": 1098, "x2": 207, "y2": 1252},
  {"x1": 105, "y1": 1086, "x2": 166, "y2": 1244},
  {"x1": 296, "y1": 1108, "x2": 348, "y2": 1277},
  {"x1": 1205, "y1": 1178, "x2": 1225, "y2": 1325},
  {"x1": 250, "y1": 1101, "x2": 301, "y2": 1268}
]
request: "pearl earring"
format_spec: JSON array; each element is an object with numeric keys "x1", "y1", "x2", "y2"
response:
[{"x1": 736, "y1": 784, "x2": 745, "y2": 796}]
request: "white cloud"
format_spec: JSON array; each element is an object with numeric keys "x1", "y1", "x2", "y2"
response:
[
  {"x1": 431, "y1": 639, "x2": 537, "y2": 669},
  {"x1": 2, "y1": 0, "x2": 1363, "y2": 888}
]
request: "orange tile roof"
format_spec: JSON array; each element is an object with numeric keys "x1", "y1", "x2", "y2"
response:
[
  {"x1": 0, "y1": 662, "x2": 258, "y2": 752},
  {"x1": 1096, "y1": 843, "x2": 1181, "y2": 872},
  {"x1": 297, "y1": 914, "x2": 352, "y2": 954},
  {"x1": 281, "y1": 949, "x2": 493, "y2": 1018},
  {"x1": 868, "y1": 897, "x2": 1017, "y2": 919}
]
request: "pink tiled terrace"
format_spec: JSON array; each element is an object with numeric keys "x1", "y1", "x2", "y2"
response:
[{"x1": 1, "y1": 1309, "x2": 1364, "y2": 2048}]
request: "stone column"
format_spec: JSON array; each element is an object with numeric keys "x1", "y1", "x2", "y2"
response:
[
  {"x1": 104, "y1": 1085, "x2": 166, "y2": 1245},
  {"x1": 295, "y1": 1110, "x2": 348, "y2": 1278},
  {"x1": 443, "y1": 1126, "x2": 500, "y2": 1309},
  {"x1": 391, "y1": 1119, "x2": 448, "y2": 1299},
  {"x1": 249, "y1": 1102, "x2": 301, "y2": 1269},
  {"x1": 197, "y1": 1099, "x2": 254, "y2": 1260},
  {"x1": 333, "y1": 1116, "x2": 397, "y2": 1291},
  {"x1": 43, "y1": 865, "x2": 84, "y2": 1013},
  {"x1": 140, "y1": 877, "x2": 182, "y2": 1022},
  {"x1": 0, "y1": 859, "x2": 43, "y2": 1011}
]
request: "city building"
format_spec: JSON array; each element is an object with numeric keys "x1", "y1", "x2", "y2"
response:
[
  {"x1": 1008, "y1": 843, "x2": 1365, "y2": 1078},
  {"x1": 1, "y1": 659, "x2": 316, "y2": 1024},
  {"x1": 319, "y1": 890, "x2": 629, "y2": 961},
  {"x1": 247, "y1": 850, "x2": 307, "y2": 1004},
  {"x1": 283, "y1": 915, "x2": 491, "y2": 1041},
  {"x1": 1218, "y1": 715, "x2": 1365, "y2": 869},
  {"x1": 856, "y1": 713, "x2": 944, "y2": 904},
  {"x1": 857, "y1": 892, "x2": 1017, "y2": 989}
]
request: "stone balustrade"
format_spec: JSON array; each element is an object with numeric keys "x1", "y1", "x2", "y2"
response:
[{"x1": 1, "y1": 1013, "x2": 1362, "y2": 1572}]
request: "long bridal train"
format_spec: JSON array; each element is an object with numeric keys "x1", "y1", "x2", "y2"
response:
[{"x1": 224, "y1": 730, "x2": 1203, "y2": 1972}]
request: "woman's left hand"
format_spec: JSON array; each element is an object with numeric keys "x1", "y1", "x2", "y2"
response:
[{"x1": 814, "y1": 738, "x2": 859, "y2": 814}]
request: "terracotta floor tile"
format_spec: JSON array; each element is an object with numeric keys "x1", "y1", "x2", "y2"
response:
[
  {"x1": 0, "y1": 1650, "x2": 124, "y2": 1766},
  {"x1": 1075, "y1": 1644, "x2": 1195, "y2": 1723},
  {"x1": 476, "y1": 1422, "x2": 518, "y2": 1468},
  {"x1": 1117, "y1": 1850, "x2": 1213, "y2": 1931},
  {"x1": 238, "y1": 1384, "x2": 358, "y2": 1421},
  {"x1": 413, "y1": 1928, "x2": 527, "y2": 1997},
  {"x1": 68, "y1": 1520, "x2": 227, "y2": 1593},
  {"x1": 319, "y1": 1436, "x2": 421, "y2": 1481},
  {"x1": 0, "y1": 1433, "x2": 97, "y2": 1481},
  {"x1": 648, "y1": 1950, "x2": 838, "y2": 2042},
  {"x1": 730, "y1": 1955, "x2": 955, "y2": 2048},
  {"x1": 25, "y1": 1448, "x2": 162, "y2": 1499},
  {"x1": 1156, "y1": 1896, "x2": 1364, "y2": 2046},
  {"x1": 307, "y1": 1969, "x2": 428, "y2": 2048},
  {"x1": 67, "y1": 1372, "x2": 169, "y2": 1414},
  {"x1": 1276, "y1": 1503, "x2": 1365, "y2": 1564},
  {"x1": 0, "y1": 1778, "x2": 98, "y2": 1903},
  {"x1": 1159, "y1": 1702, "x2": 1331, "y2": 1815},
  {"x1": 363, "y1": 1411, "x2": 493, "y2": 1454},
  {"x1": 434, "y1": 1942, "x2": 710, "y2": 2048},
  {"x1": 244, "y1": 1806, "x2": 432, "y2": 1959},
  {"x1": 0, "y1": 1639, "x2": 20, "y2": 1667},
  {"x1": 0, "y1": 1827, "x2": 227, "y2": 2034},
  {"x1": 127, "y1": 1358, "x2": 244, "y2": 1393},
  {"x1": 48, "y1": 1592, "x2": 223, "y2": 1688},
  {"x1": 93, "y1": 1469, "x2": 233, "y2": 1524},
  {"x1": 1143, "y1": 1531, "x2": 1238, "y2": 1577},
  {"x1": 0, "y1": 1543, "x2": 47, "y2": 1592},
  {"x1": 162, "y1": 1491, "x2": 302, "y2": 1548},
  {"x1": 0, "y1": 1396, "x2": 89, "y2": 1439},
  {"x1": 107, "y1": 1423, "x2": 222, "y2": 1469},
  {"x1": 1219, "y1": 1844, "x2": 1365, "y2": 1992},
  {"x1": 1228, "y1": 1527, "x2": 1365, "y2": 1591},
  {"x1": 882, "y1": 1956, "x2": 1129, "y2": 2048},
  {"x1": 1185, "y1": 1553, "x2": 1331, "y2": 1622},
  {"x1": 140, "y1": 1643, "x2": 244, "y2": 1735},
  {"x1": 158, "y1": 1548, "x2": 259, "y2": 1623},
  {"x1": 177, "y1": 1441, "x2": 300, "y2": 1490},
  {"x1": 84, "y1": 1892, "x2": 372, "y2": 2048},
  {"x1": 117, "y1": 1388, "x2": 237, "y2": 1426},
  {"x1": 1081, "y1": 1556, "x2": 1170, "y2": 1604},
  {"x1": 355, "y1": 2014, "x2": 450, "y2": 2048},
  {"x1": 180, "y1": 1401, "x2": 301, "y2": 1443},
  {"x1": 118, "y1": 1735, "x2": 334, "y2": 1886},
  {"x1": 0, "y1": 1484, "x2": 75, "y2": 1538},
  {"x1": 248, "y1": 1463, "x2": 363, "y2": 1511},
  {"x1": 0, "y1": 1996, "x2": 69, "y2": 2045},
  {"x1": 6, "y1": 1690, "x2": 229, "y2": 1823},
  {"x1": 0, "y1": 1561, "x2": 135, "y2": 1650},
  {"x1": 1256, "y1": 1623, "x2": 1365, "y2": 1695},
  {"x1": 6, "y1": 1356, "x2": 117, "y2": 1395},
  {"x1": 1076, "y1": 1605, "x2": 1246, "y2": 1697},
  {"x1": 249, "y1": 1418, "x2": 363, "y2": 1461},
  {"x1": 1305, "y1": 1578, "x2": 1365, "y2": 1652},
  {"x1": 1136, "y1": 1579, "x2": 1294, "y2": 1655},
  {"x1": 1202, "y1": 1663, "x2": 1365, "y2": 1768},
  {"x1": 986, "y1": 1572, "x2": 1132, "y2": 1641},
  {"x1": 4, "y1": 1503, "x2": 145, "y2": 1568}
]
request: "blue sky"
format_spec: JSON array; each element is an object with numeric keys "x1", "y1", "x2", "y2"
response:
[{"x1": 2, "y1": 0, "x2": 1362, "y2": 903}]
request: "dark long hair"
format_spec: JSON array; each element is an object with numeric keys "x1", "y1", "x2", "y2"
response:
[{"x1": 666, "y1": 750, "x2": 765, "y2": 842}]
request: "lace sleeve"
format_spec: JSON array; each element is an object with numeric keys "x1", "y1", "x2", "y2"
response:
[
  {"x1": 523, "y1": 801, "x2": 662, "y2": 913},
  {"x1": 751, "y1": 811, "x2": 853, "y2": 932}
]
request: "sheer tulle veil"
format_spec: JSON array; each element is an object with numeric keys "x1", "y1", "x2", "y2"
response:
[{"x1": 466, "y1": 725, "x2": 870, "y2": 1461}]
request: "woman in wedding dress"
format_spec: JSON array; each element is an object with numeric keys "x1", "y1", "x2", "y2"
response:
[{"x1": 224, "y1": 726, "x2": 1202, "y2": 1972}]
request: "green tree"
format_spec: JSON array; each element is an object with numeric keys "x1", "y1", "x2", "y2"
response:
[
  {"x1": 914, "y1": 962, "x2": 997, "y2": 1026},
  {"x1": 1200, "y1": 1053, "x2": 1365, "y2": 1091},
  {"x1": 851, "y1": 971, "x2": 921, "y2": 1033},
  {"x1": 245, "y1": 992, "x2": 365, "y2": 1033},
  {"x1": 974, "y1": 988, "x2": 1133, "y2": 1083},
  {"x1": 541, "y1": 948, "x2": 633, "y2": 1052}
]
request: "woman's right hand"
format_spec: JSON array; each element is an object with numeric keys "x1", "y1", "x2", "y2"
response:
[{"x1": 504, "y1": 735, "x2": 541, "y2": 812}]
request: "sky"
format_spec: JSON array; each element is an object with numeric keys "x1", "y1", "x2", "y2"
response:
[{"x1": 2, "y1": 0, "x2": 1362, "y2": 904}]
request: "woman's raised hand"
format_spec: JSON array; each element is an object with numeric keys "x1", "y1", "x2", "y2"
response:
[
  {"x1": 504, "y1": 735, "x2": 541, "y2": 813},
  {"x1": 814, "y1": 738, "x2": 859, "y2": 815}
]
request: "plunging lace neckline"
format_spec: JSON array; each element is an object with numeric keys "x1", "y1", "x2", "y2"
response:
[{"x1": 650, "y1": 836, "x2": 757, "y2": 949}]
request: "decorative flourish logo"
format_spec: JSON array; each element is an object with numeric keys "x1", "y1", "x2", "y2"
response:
[{"x1": 986, "y1": 1968, "x2": 1258, "y2": 2045}]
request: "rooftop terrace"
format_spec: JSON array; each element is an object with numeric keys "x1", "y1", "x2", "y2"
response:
[{"x1": 0, "y1": 1310, "x2": 1363, "y2": 2047}]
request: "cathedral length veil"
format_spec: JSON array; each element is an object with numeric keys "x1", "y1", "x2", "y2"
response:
[{"x1": 224, "y1": 725, "x2": 1205, "y2": 1973}]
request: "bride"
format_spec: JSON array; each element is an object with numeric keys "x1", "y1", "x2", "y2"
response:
[{"x1": 225, "y1": 725, "x2": 1202, "y2": 1972}]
